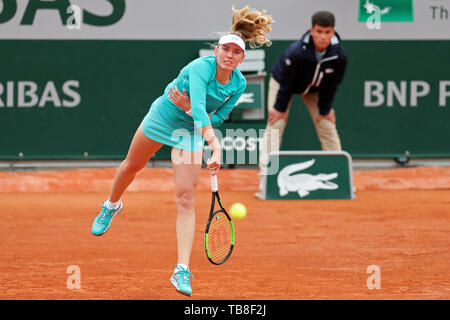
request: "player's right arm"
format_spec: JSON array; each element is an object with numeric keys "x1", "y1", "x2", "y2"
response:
[{"x1": 200, "y1": 124, "x2": 221, "y2": 175}]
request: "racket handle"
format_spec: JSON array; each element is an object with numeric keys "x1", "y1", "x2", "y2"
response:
[{"x1": 210, "y1": 174, "x2": 218, "y2": 192}]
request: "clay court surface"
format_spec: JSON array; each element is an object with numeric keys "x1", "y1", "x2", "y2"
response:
[{"x1": 0, "y1": 166, "x2": 449, "y2": 300}]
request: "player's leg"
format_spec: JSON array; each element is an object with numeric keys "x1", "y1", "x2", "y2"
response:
[
  {"x1": 172, "y1": 148, "x2": 202, "y2": 265},
  {"x1": 303, "y1": 93, "x2": 342, "y2": 151},
  {"x1": 170, "y1": 147, "x2": 202, "y2": 296},
  {"x1": 92, "y1": 124, "x2": 163, "y2": 236},
  {"x1": 108, "y1": 124, "x2": 163, "y2": 202}
]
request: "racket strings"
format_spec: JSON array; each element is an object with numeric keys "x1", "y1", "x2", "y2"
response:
[{"x1": 207, "y1": 212, "x2": 233, "y2": 263}]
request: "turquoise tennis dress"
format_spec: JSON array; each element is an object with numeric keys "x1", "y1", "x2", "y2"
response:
[{"x1": 141, "y1": 56, "x2": 247, "y2": 152}]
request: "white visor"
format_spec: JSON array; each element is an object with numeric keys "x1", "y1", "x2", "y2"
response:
[{"x1": 218, "y1": 34, "x2": 246, "y2": 52}]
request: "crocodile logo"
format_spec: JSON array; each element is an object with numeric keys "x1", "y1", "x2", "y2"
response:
[{"x1": 277, "y1": 159, "x2": 339, "y2": 198}]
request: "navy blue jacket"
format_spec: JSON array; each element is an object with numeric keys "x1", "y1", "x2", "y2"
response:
[{"x1": 271, "y1": 31, "x2": 347, "y2": 115}]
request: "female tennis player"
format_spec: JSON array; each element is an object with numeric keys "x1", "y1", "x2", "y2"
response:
[{"x1": 91, "y1": 6, "x2": 273, "y2": 297}]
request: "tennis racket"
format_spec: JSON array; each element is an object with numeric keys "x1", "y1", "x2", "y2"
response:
[{"x1": 204, "y1": 174, "x2": 235, "y2": 265}]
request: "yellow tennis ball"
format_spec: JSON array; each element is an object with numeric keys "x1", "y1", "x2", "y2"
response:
[{"x1": 230, "y1": 203, "x2": 247, "y2": 220}]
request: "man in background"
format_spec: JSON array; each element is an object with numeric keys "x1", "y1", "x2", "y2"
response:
[{"x1": 257, "y1": 11, "x2": 348, "y2": 198}]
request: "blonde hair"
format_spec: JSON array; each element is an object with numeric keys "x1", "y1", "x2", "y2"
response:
[{"x1": 228, "y1": 6, "x2": 274, "y2": 49}]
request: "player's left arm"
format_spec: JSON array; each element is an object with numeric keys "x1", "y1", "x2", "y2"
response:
[{"x1": 317, "y1": 55, "x2": 348, "y2": 122}]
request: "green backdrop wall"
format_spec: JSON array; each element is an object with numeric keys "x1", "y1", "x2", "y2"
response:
[{"x1": 0, "y1": 39, "x2": 449, "y2": 161}]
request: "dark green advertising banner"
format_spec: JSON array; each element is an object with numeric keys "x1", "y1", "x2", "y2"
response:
[
  {"x1": 281, "y1": 40, "x2": 450, "y2": 158},
  {"x1": 358, "y1": 0, "x2": 414, "y2": 22},
  {"x1": 0, "y1": 0, "x2": 449, "y2": 161},
  {"x1": 0, "y1": 39, "x2": 449, "y2": 160}
]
